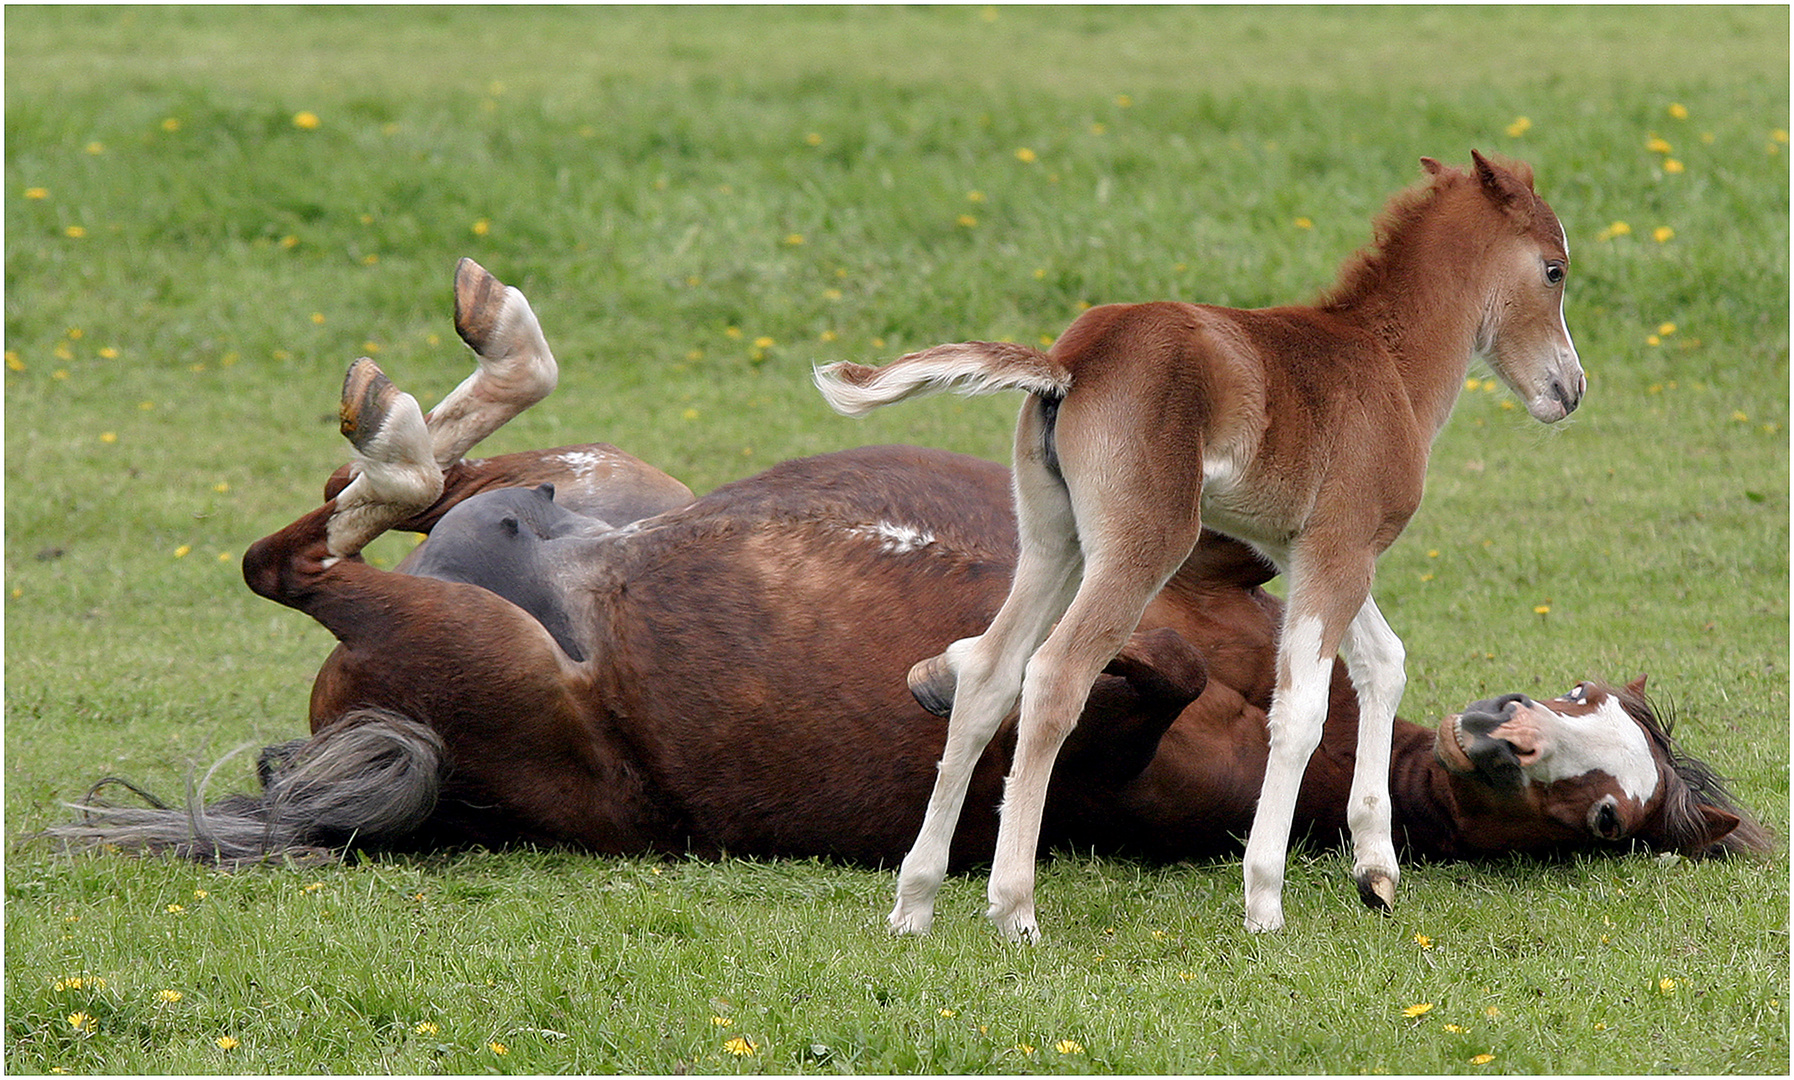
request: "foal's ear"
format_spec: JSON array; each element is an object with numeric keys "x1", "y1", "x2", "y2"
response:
[
  {"x1": 1471, "y1": 149, "x2": 1537, "y2": 222},
  {"x1": 1420, "y1": 156, "x2": 1445, "y2": 176}
]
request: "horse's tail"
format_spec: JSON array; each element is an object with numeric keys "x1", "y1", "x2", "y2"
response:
[
  {"x1": 814, "y1": 341, "x2": 1070, "y2": 418},
  {"x1": 40, "y1": 709, "x2": 446, "y2": 867}
]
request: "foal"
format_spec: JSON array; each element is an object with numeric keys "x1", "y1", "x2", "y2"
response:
[{"x1": 816, "y1": 153, "x2": 1583, "y2": 939}]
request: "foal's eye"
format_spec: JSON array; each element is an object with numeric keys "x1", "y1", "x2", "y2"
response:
[{"x1": 1544, "y1": 261, "x2": 1566, "y2": 285}]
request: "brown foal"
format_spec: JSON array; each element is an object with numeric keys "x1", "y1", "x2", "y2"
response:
[{"x1": 815, "y1": 152, "x2": 1583, "y2": 940}]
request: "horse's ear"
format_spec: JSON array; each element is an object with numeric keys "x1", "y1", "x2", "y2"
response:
[
  {"x1": 1625, "y1": 674, "x2": 1649, "y2": 697},
  {"x1": 1471, "y1": 150, "x2": 1536, "y2": 223},
  {"x1": 1697, "y1": 803, "x2": 1743, "y2": 847},
  {"x1": 1420, "y1": 156, "x2": 1445, "y2": 176}
]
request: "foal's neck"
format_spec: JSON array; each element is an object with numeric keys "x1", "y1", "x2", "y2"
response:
[{"x1": 1322, "y1": 197, "x2": 1495, "y2": 440}]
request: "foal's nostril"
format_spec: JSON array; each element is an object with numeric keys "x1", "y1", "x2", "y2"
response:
[{"x1": 1550, "y1": 380, "x2": 1578, "y2": 415}]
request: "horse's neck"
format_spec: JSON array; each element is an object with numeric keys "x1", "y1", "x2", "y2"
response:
[{"x1": 1386, "y1": 720, "x2": 1467, "y2": 858}]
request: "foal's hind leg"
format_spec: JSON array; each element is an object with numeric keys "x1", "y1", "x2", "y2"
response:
[
  {"x1": 1339, "y1": 595, "x2": 1404, "y2": 912},
  {"x1": 889, "y1": 398, "x2": 1082, "y2": 936}
]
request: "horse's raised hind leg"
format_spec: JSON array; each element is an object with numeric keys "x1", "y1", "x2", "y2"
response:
[
  {"x1": 426, "y1": 258, "x2": 559, "y2": 469},
  {"x1": 325, "y1": 360, "x2": 444, "y2": 563},
  {"x1": 1339, "y1": 595, "x2": 1405, "y2": 912},
  {"x1": 1240, "y1": 549, "x2": 1373, "y2": 932},
  {"x1": 889, "y1": 397, "x2": 1082, "y2": 936}
]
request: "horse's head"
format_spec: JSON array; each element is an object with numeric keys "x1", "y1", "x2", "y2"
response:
[
  {"x1": 1428, "y1": 150, "x2": 1584, "y2": 423},
  {"x1": 1433, "y1": 677, "x2": 1768, "y2": 859}
]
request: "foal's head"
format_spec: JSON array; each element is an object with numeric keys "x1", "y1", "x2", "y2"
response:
[
  {"x1": 1439, "y1": 151, "x2": 1584, "y2": 422},
  {"x1": 1433, "y1": 677, "x2": 1769, "y2": 858}
]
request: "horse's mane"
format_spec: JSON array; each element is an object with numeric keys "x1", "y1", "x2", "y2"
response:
[
  {"x1": 1318, "y1": 156, "x2": 1538, "y2": 316},
  {"x1": 1611, "y1": 683, "x2": 1774, "y2": 858}
]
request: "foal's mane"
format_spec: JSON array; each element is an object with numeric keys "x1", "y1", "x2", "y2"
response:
[
  {"x1": 1610, "y1": 683, "x2": 1773, "y2": 858},
  {"x1": 1317, "y1": 156, "x2": 1536, "y2": 316}
]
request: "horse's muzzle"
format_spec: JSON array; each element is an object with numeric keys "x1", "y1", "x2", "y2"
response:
[{"x1": 1436, "y1": 693, "x2": 1532, "y2": 789}]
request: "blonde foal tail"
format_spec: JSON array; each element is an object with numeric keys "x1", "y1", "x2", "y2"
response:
[{"x1": 814, "y1": 341, "x2": 1071, "y2": 418}]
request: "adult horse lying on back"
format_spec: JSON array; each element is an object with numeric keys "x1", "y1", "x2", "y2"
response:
[
  {"x1": 818, "y1": 153, "x2": 1583, "y2": 937},
  {"x1": 51, "y1": 261, "x2": 1765, "y2": 885}
]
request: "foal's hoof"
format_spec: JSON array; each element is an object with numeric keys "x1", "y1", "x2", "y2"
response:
[
  {"x1": 340, "y1": 358, "x2": 405, "y2": 454},
  {"x1": 1355, "y1": 870, "x2": 1397, "y2": 914},
  {"x1": 907, "y1": 654, "x2": 956, "y2": 717},
  {"x1": 452, "y1": 257, "x2": 509, "y2": 354}
]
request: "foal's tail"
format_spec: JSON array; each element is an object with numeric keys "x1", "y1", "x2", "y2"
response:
[
  {"x1": 814, "y1": 341, "x2": 1071, "y2": 418},
  {"x1": 39, "y1": 710, "x2": 446, "y2": 867}
]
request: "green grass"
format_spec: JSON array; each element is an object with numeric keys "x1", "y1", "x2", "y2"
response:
[{"x1": 5, "y1": 5, "x2": 1787, "y2": 1074}]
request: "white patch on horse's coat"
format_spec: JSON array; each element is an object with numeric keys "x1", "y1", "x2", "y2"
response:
[
  {"x1": 847, "y1": 521, "x2": 937, "y2": 554},
  {"x1": 554, "y1": 448, "x2": 615, "y2": 480},
  {"x1": 1529, "y1": 696, "x2": 1660, "y2": 803}
]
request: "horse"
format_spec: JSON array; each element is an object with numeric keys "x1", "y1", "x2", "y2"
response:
[
  {"x1": 50, "y1": 261, "x2": 1763, "y2": 882},
  {"x1": 814, "y1": 152, "x2": 1585, "y2": 939}
]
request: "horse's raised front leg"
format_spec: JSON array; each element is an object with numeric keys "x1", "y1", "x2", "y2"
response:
[
  {"x1": 1240, "y1": 546, "x2": 1373, "y2": 932},
  {"x1": 324, "y1": 360, "x2": 443, "y2": 563},
  {"x1": 426, "y1": 258, "x2": 560, "y2": 469}
]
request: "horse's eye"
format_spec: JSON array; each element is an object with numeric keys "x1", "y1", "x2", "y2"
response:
[
  {"x1": 1544, "y1": 261, "x2": 1566, "y2": 285},
  {"x1": 1562, "y1": 684, "x2": 1585, "y2": 703}
]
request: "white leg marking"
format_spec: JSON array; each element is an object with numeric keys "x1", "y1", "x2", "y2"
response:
[
  {"x1": 429, "y1": 281, "x2": 558, "y2": 468},
  {"x1": 326, "y1": 388, "x2": 443, "y2": 561},
  {"x1": 1340, "y1": 595, "x2": 1405, "y2": 908},
  {"x1": 1242, "y1": 612, "x2": 1333, "y2": 932}
]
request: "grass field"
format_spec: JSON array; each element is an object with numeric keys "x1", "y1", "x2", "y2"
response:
[{"x1": 5, "y1": 5, "x2": 1788, "y2": 1074}]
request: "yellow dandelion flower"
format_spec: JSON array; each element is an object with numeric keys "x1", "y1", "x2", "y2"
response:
[
  {"x1": 1533, "y1": 604, "x2": 1551, "y2": 615},
  {"x1": 1415, "y1": 933, "x2": 1434, "y2": 948},
  {"x1": 723, "y1": 1035, "x2": 756, "y2": 1056},
  {"x1": 784, "y1": 233, "x2": 805, "y2": 246},
  {"x1": 1663, "y1": 159, "x2": 1684, "y2": 174},
  {"x1": 414, "y1": 1021, "x2": 439, "y2": 1035},
  {"x1": 1090, "y1": 122, "x2": 1107, "y2": 135},
  {"x1": 1484, "y1": 1005, "x2": 1502, "y2": 1018},
  {"x1": 100, "y1": 432, "x2": 117, "y2": 443},
  {"x1": 99, "y1": 346, "x2": 119, "y2": 359},
  {"x1": 682, "y1": 407, "x2": 700, "y2": 421},
  {"x1": 937, "y1": 1008, "x2": 956, "y2": 1017},
  {"x1": 1506, "y1": 116, "x2": 1532, "y2": 138},
  {"x1": 804, "y1": 132, "x2": 822, "y2": 146},
  {"x1": 310, "y1": 312, "x2": 326, "y2": 325},
  {"x1": 711, "y1": 1016, "x2": 733, "y2": 1027},
  {"x1": 302, "y1": 881, "x2": 324, "y2": 893},
  {"x1": 292, "y1": 111, "x2": 321, "y2": 130},
  {"x1": 157, "y1": 989, "x2": 184, "y2": 1004},
  {"x1": 724, "y1": 326, "x2": 743, "y2": 340},
  {"x1": 1658, "y1": 977, "x2": 1678, "y2": 994},
  {"x1": 1015, "y1": 147, "x2": 1038, "y2": 163},
  {"x1": 1402, "y1": 1002, "x2": 1435, "y2": 1018},
  {"x1": 1652, "y1": 226, "x2": 1674, "y2": 243},
  {"x1": 1115, "y1": 94, "x2": 1133, "y2": 108},
  {"x1": 1444, "y1": 1023, "x2": 1466, "y2": 1033},
  {"x1": 68, "y1": 1012, "x2": 96, "y2": 1033},
  {"x1": 490, "y1": 1041, "x2": 508, "y2": 1055},
  {"x1": 1657, "y1": 321, "x2": 1677, "y2": 336},
  {"x1": 216, "y1": 1035, "x2": 239, "y2": 1050},
  {"x1": 5, "y1": 352, "x2": 22, "y2": 371},
  {"x1": 753, "y1": 336, "x2": 775, "y2": 349},
  {"x1": 1646, "y1": 334, "x2": 1662, "y2": 347},
  {"x1": 362, "y1": 253, "x2": 379, "y2": 266},
  {"x1": 1294, "y1": 216, "x2": 1313, "y2": 230},
  {"x1": 1774, "y1": 129, "x2": 1790, "y2": 144},
  {"x1": 24, "y1": 186, "x2": 48, "y2": 200},
  {"x1": 1014, "y1": 1042, "x2": 1036, "y2": 1055},
  {"x1": 161, "y1": 117, "x2": 182, "y2": 133},
  {"x1": 1668, "y1": 103, "x2": 1689, "y2": 120},
  {"x1": 957, "y1": 214, "x2": 978, "y2": 228},
  {"x1": 1055, "y1": 1039, "x2": 1084, "y2": 1054},
  {"x1": 280, "y1": 234, "x2": 300, "y2": 249},
  {"x1": 86, "y1": 141, "x2": 105, "y2": 155},
  {"x1": 167, "y1": 899, "x2": 187, "y2": 909},
  {"x1": 64, "y1": 225, "x2": 87, "y2": 239},
  {"x1": 471, "y1": 219, "x2": 490, "y2": 237},
  {"x1": 1646, "y1": 135, "x2": 1673, "y2": 154},
  {"x1": 1471, "y1": 1052, "x2": 1495, "y2": 1065}
]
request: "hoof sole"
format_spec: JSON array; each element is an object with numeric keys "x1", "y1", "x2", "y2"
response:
[
  {"x1": 340, "y1": 358, "x2": 400, "y2": 453},
  {"x1": 452, "y1": 257, "x2": 507, "y2": 353},
  {"x1": 907, "y1": 654, "x2": 956, "y2": 717}
]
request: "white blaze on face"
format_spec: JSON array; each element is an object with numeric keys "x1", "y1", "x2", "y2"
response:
[{"x1": 1523, "y1": 695, "x2": 1660, "y2": 803}]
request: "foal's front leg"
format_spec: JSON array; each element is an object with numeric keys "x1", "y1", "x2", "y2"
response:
[{"x1": 1240, "y1": 552, "x2": 1376, "y2": 933}]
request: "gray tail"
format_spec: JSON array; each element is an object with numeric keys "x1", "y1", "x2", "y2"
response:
[{"x1": 39, "y1": 709, "x2": 446, "y2": 867}]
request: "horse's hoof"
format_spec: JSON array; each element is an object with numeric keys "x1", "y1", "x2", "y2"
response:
[
  {"x1": 907, "y1": 653, "x2": 956, "y2": 717},
  {"x1": 453, "y1": 257, "x2": 508, "y2": 354},
  {"x1": 340, "y1": 358, "x2": 402, "y2": 452},
  {"x1": 1355, "y1": 870, "x2": 1397, "y2": 914}
]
